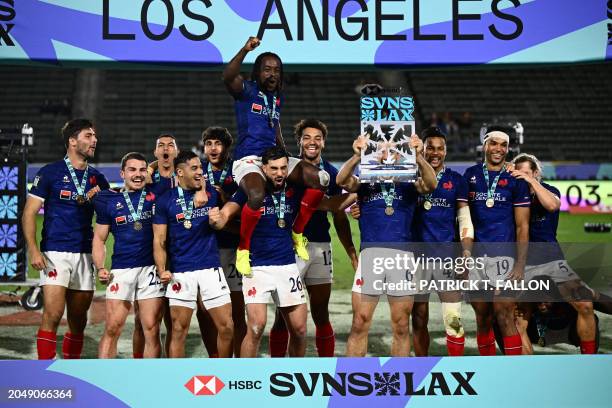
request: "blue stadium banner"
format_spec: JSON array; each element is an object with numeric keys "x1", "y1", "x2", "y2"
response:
[
  {"x1": 0, "y1": 0, "x2": 609, "y2": 67},
  {"x1": 1, "y1": 356, "x2": 611, "y2": 407}
]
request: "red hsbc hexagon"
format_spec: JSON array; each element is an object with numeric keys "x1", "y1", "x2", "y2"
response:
[{"x1": 184, "y1": 375, "x2": 225, "y2": 396}]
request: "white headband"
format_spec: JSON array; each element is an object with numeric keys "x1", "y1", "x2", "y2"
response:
[{"x1": 483, "y1": 131, "x2": 509, "y2": 145}]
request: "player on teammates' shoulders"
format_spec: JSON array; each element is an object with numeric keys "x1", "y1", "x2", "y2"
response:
[
  {"x1": 223, "y1": 37, "x2": 330, "y2": 276},
  {"x1": 210, "y1": 146, "x2": 354, "y2": 357}
]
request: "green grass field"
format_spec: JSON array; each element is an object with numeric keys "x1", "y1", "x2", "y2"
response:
[
  {"x1": 0, "y1": 213, "x2": 609, "y2": 359},
  {"x1": 6, "y1": 212, "x2": 612, "y2": 291}
]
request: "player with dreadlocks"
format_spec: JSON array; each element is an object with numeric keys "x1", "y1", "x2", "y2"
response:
[{"x1": 223, "y1": 37, "x2": 329, "y2": 277}]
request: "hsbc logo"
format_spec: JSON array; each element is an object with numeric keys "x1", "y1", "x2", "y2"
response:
[{"x1": 185, "y1": 375, "x2": 225, "y2": 396}]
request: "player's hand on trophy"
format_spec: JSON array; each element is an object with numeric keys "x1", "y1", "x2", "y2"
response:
[
  {"x1": 349, "y1": 202, "x2": 361, "y2": 219},
  {"x1": 208, "y1": 207, "x2": 224, "y2": 229},
  {"x1": 352, "y1": 134, "x2": 369, "y2": 156},
  {"x1": 194, "y1": 188, "x2": 209, "y2": 208},
  {"x1": 160, "y1": 270, "x2": 173, "y2": 284},
  {"x1": 243, "y1": 36, "x2": 261, "y2": 52},
  {"x1": 98, "y1": 267, "x2": 110, "y2": 283},
  {"x1": 86, "y1": 185, "x2": 101, "y2": 201},
  {"x1": 409, "y1": 134, "x2": 424, "y2": 155},
  {"x1": 28, "y1": 248, "x2": 47, "y2": 270}
]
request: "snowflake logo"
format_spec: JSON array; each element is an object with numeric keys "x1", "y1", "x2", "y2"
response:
[
  {"x1": 361, "y1": 109, "x2": 375, "y2": 121},
  {"x1": 0, "y1": 253, "x2": 17, "y2": 277},
  {"x1": 0, "y1": 167, "x2": 18, "y2": 190},
  {"x1": 0, "y1": 196, "x2": 17, "y2": 219},
  {"x1": 374, "y1": 372, "x2": 400, "y2": 396},
  {"x1": 0, "y1": 224, "x2": 17, "y2": 248}
]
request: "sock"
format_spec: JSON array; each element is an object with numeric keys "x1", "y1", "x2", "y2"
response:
[
  {"x1": 239, "y1": 205, "x2": 262, "y2": 250},
  {"x1": 503, "y1": 334, "x2": 523, "y2": 355},
  {"x1": 476, "y1": 330, "x2": 496, "y2": 356},
  {"x1": 37, "y1": 329, "x2": 57, "y2": 360},
  {"x1": 269, "y1": 328, "x2": 289, "y2": 357},
  {"x1": 133, "y1": 352, "x2": 144, "y2": 359},
  {"x1": 292, "y1": 189, "x2": 324, "y2": 233},
  {"x1": 446, "y1": 334, "x2": 465, "y2": 357},
  {"x1": 315, "y1": 322, "x2": 335, "y2": 357},
  {"x1": 580, "y1": 340, "x2": 597, "y2": 354},
  {"x1": 62, "y1": 332, "x2": 84, "y2": 359}
]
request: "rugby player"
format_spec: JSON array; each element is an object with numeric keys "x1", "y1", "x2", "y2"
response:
[
  {"x1": 223, "y1": 37, "x2": 330, "y2": 276},
  {"x1": 132, "y1": 134, "x2": 179, "y2": 358},
  {"x1": 464, "y1": 131, "x2": 531, "y2": 356},
  {"x1": 93, "y1": 152, "x2": 164, "y2": 358},
  {"x1": 269, "y1": 119, "x2": 359, "y2": 357},
  {"x1": 24, "y1": 119, "x2": 109, "y2": 359},
  {"x1": 411, "y1": 126, "x2": 474, "y2": 356},
  {"x1": 196, "y1": 126, "x2": 246, "y2": 357},
  {"x1": 337, "y1": 133, "x2": 437, "y2": 357},
  {"x1": 210, "y1": 146, "x2": 353, "y2": 357},
  {"x1": 512, "y1": 153, "x2": 597, "y2": 354},
  {"x1": 152, "y1": 151, "x2": 234, "y2": 358}
]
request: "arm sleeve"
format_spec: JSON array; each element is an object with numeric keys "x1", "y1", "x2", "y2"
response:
[
  {"x1": 96, "y1": 172, "x2": 111, "y2": 190},
  {"x1": 456, "y1": 173, "x2": 469, "y2": 202},
  {"x1": 230, "y1": 188, "x2": 248, "y2": 206},
  {"x1": 152, "y1": 193, "x2": 168, "y2": 224},
  {"x1": 29, "y1": 167, "x2": 51, "y2": 200},
  {"x1": 94, "y1": 194, "x2": 111, "y2": 225},
  {"x1": 513, "y1": 179, "x2": 532, "y2": 207}
]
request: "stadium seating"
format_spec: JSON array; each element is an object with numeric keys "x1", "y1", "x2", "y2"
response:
[{"x1": 0, "y1": 64, "x2": 610, "y2": 164}]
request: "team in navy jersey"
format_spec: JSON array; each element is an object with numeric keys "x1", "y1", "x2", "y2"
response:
[
  {"x1": 337, "y1": 132, "x2": 438, "y2": 357},
  {"x1": 268, "y1": 119, "x2": 358, "y2": 357},
  {"x1": 22, "y1": 40, "x2": 598, "y2": 360},
  {"x1": 93, "y1": 153, "x2": 165, "y2": 359},
  {"x1": 410, "y1": 127, "x2": 474, "y2": 357},
  {"x1": 24, "y1": 119, "x2": 109, "y2": 360},
  {"x1": 510, "y1": 153, "x2": 597, "y2": 355}
]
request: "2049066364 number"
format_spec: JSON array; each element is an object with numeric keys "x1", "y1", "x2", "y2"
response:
[{"x1": 5, "y1": 389, "x2": 74, "y2": 400}]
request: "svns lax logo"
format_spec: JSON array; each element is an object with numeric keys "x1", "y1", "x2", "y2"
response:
[{"x1": 184, "y1": 375, "x2": 225, "y2": 396}]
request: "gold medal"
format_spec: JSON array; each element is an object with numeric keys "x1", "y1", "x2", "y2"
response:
[
  {"x1": 277, "y1": 219, "x2": 286, "y2": 228},
  {"x1": 385, "y1": 206, "x2": 394, "y2": 216},
  {"x1": 423, "y1": 201, "x2": 432, "y2": 211},
  {"x1": 184, "y1": 220, "x2": 192, "y2": 229},
  {"x1": 486, "y1": 198, "x2": 495, "y2": 208},
  {"x1": 133, "y1": 221, "x2": 142, "y2": 231},
  {"x1": 76, "y1": 195, "x2": 87, "y2": 205}
]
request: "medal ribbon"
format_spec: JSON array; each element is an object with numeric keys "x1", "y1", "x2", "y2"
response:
[
  {"x1": 261, "y1": 93, "x2": 277, "y2": 128},
  {"x1": 64, "y1": 156, "x2": 88, "y2": 197},
  {"x1": 177, "y1": 187, "x2": 194, "y2": 223},
  {"x1": 380, "y1": 183, "x2": 396, "y2": 208},
  {"x1": 207, "y1": 162, "x2": 228, "y2": 187},
  {"x1": 271, "y1": 187, "x2": 286, "y2": 223},
  {"x1": 482, "y1": 163, "x2": 506, "y2": 203},
  {"x1": 423, "y1": 167, "x2": 446, "y2": 203},
  {"x1": 123, "y1": 190, "x2": 146, "y2": 222}
]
